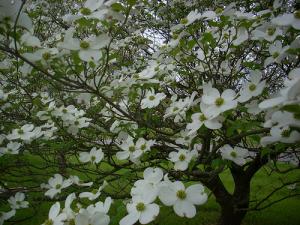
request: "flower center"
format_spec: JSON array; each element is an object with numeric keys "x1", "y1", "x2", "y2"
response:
[
  {"x1": 179, "y1": 154, "x2": 186, "y2": 161},
  {"x1": 180, "y1": 18, "x2": 188, "y2": 24},
  {"x1": 294, "y1": 10, "x2": 300, "y2": 19},
  {"x1": 91, "y1": 155, "x2": 96, "y2": 161},
  {"x1": 80, "y1": 7, "x2": 91, "y2": 15},
  {"x1": 74, "y1": 120, "x2": 80, "y2": 125},
  {"x1": 230, "y1": 151, "x2": 237, "y2": 158},
  {"x1": 173, "y1": 106, "x2": 179, "y2": 112},
  {"x1": 92, "y1": 189, "x2": 98, "y2": 194},
  {"x1": 18, "y1": 129, "x2": 24, "y2": 134},
  {"x1": 267, "y1": 27, "x2": 276, "y2": 36},
  {"x1": 215, "y1": 97, "x2": 224, "y2": 107},
  {"x1": 80, "y1": 41, "x2": 90, "y2": 49},
  {"x1": 62, "y1": 109, "x2": 68, "y2": 114},
  {"x1": 136, "y1": 202, "x2": 146, "y2": 211},
  {"x1": 141, "y1": 144, "x2": 146, "y2": 150},
  {"x1": 281, "y1": 129, "x2": 291, "y2": 137},
  {"x1": 129, "y1": 146, "x2": 135, "y2": 152},
  {"x1": 199, "y1": 114, "x2": 207, "y2": 122},
  {"x1": 148, "y1": 95, "x2": 155, "y2": 101},
  {"x1": 176, "y1": 190, "x2": 187, "y2": 200},
  {"x1": 55, "y1": 184, "x2": 62, "y2": 189},
  {"x1": 248, "y1": 83, "x2": 256, "y2": 91},
  {"x1": 42, "y1": 52, "x2": 51, "y2": 60},
  {"x1": 272, "y1": 52, "x2": 279, "y2": 58}
]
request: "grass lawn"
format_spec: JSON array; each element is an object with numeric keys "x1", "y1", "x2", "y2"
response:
[{"x1": 2, "y1": 159, "x2": 300, "y2": 225}]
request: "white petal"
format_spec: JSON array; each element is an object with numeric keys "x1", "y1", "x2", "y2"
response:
[
  {"x1": 186, "y1": 184, "x2": 207, "y2": 205},
  {"x1": 116, "y1": 151, "x2": 129, "y2": 160},
  {"x1": 119, "y1": 212, "x2": 140, "y2": 225},
  {"x1": 158, "y1": 186, "x2": 177, "y2": 206},
  {"x1": 139, "y1": 204, "x2": 159, "y2": 224},
  {"x1": 173, "y1": 200, "x2": 196, "y2": 218},
  {"x1": 49, "y1": 202, "x2": 60, "y2": 219}
]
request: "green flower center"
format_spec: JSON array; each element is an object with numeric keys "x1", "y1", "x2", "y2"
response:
[
  {"x1": 148, "y1": 95, "x2": 155, "y2": 101},
  {"x1": 80, "y1": 41, "x2": 90, "y2": 49},
  {"x1": 136, "y1": 202, "x2": 145, "y2": 211},
  {"x1": 176, "y1": 190, "x2": 187, "y2": 200},
  {"x1": 129, "y1": 146, "x2": 135, "y2": 152},
  {"x1": 294, "y1": 10, "x2": 300, "y2": 19},
  {"x1": 249, "y1": 83, "x2": 256, "y2": 91},
  {"x1": 42, "y1": 52, "x2": 51, "y2": 60},
  {"x1": 173, "y1": 107, "x2": 179, "y2": 112},
  {"x1": 215, "y1": 97, "x2": 224, "y2": 107},
  {"x1": 267, "y1": 27, "x2": 276, "y2": 36},
  {"x1": 74, "y1": 120, "x2": 80, "y2": 125},
  {"x1": 272, "y1": 52, "x2": 279, "y2": 58},
  {"x1": 80, "y1": 7, "x2": 92, "y2": 15},
  {"x1": 281, "y1": 129, "x2": 291, "y2": 137},
  {"x1": 18, "y1": 129, "x2": 24, "y2": 134},
  {"x1": 55, "y1": 184, "x2": 62, "y2": 189},
  {"x1": 69, "y1": 219, "x2": 76, "y2": 225},
  {"x1": 230, "y1": 151, "x2": 237, "y2": 158},
  {"x1": 180, "y1": 18, "x2": 188, "y2": 24},
  {"x1": 91, "y1": 155, "x2": 96, "y2": 161},
  {"x1": 179, "y1": 154, "x2": 186, "y2": 161},
  {"x1": 62, "y1": 109, "x2": 68, "y2": 113},
  {"x1": 141, "y1": 144, "x2": 146, "y2": 151},
  {"x1": 199, "y1": 114, "x2": 207, "y2": 122},
  {"x1": 92, "y1": 189, "x2": 98, "y2": 194}
]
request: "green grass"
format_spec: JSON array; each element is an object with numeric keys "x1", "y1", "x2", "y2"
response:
[{"x1": 2, "y1": 159, "x2": 300, "y2": 225}]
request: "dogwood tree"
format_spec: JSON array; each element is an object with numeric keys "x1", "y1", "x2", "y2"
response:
[{"x1": 0, "y1": 0, "x2": 300, "y2": 225}]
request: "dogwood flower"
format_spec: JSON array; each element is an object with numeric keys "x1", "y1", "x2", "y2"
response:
[
  {"x1": 175, "y1": 130, "x2": 197, "y2": 147},
  {"x1": 238, "y1": 70, "x2": 266, "y2": 103},
  {"x1": 43, "y1": 202, "x2": 67, "y2": 225},
  {"x1": 169, "y1": 149, "x2": 198, "y2": 171},
  {"x1": 131, "y1": 167, "x2": 163, "y2": 203},
  {"x1": 159, "y1": 181, "x2": 207, "y2": 218},
  {"x1": 264, "y1": 40, "x2": 289, "y2": 67},
  {"x1": 79, "y1": 147, "x2": 104, "y2": 164},
  {"x1": 219, "y1": 144, "x2": 249, "y2": 166},
  {"x1": 45, "y1": 174, "x2": 72, "y2": 198},
  {"x1": 261, "y1": 126, "x2": 300, "y2": 146},
  {"x1": 79, "y1": 181, "x2": 107, "y2": 201},
  {"x1": 75, "y1": 208, "x2": 110, "y2": 225},
  {"x1": 63, "y1": 193, "x2": 76, "y2": 220},
  {"x1": 252, "y1": 24, "x2": 283, "y2": 42},
  {"x1": 135, "y1": 138, "x2": 155, "y2": 153},
  {"x1": 7, "y1": 124, "x2": 35, "y2": 141},
  {"x1": 141, "y1": 89, "x2": 166, "y2": 109},
  {"x1": 119, "y1": 196, "x2": 159, "y2": 225},
  {"x1": 7, "y1": 192, "x2": 28, "y2": 209},
  {"x1": 59, "y1": 28, "x2": 110, "y2": 62},
  {"x1": 70, "y1": 175, "x2": 93, "y2": 187},
  {"x1": 201, "y1": 87, "x2": 237, "y2": 118},
  {"x1": 0, "y1": 142, "x2": 21, "y2": 156},
  {"x1": 272, "y1": 11, "x2": 300, "y2": 30},
  {"x1": 0, "y1": 210, "x2": 16, "y2": 225},
  {"x1": 116, "y1": 136, "x2": 142, "y2": 163},
  {"x1": 186, "y1": 112, "x2": 222, "y2": 134}
]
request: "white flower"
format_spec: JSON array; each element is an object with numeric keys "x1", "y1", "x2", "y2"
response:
[
  {"x1": 135, "y1": 138, "x2": 155, "y2": 153},
  {"x1": 159, "y1": 181, "x2": 207, "y2": 218},
  {"x1": 252, "y1": 24, "x2": 282, "y2": 42},
  {"x1": 201, "y1": 87, "x2": 237, "y2": 118},
  {"x1": 245, "y1": 100, "x2": 263, "y2": 115},
  {"x1": 75, "y1": 208, "x2": 110, "y2": 225},
  {"x1": 116, "y1": 136, "x2": 142, "y2": 163},
  {"x1": 141, "y1": 89, "x2": 166, "y2": 109},
  {"x1": 233, "y1": 27, "x2": 248, "y2": 46},
  {"x1": 119, "y1": 196, "x2": 159, "y2": 225},
  {"x1": 42, "y1": 202, "x2": 67, "y2": 225},
  {"x1": 264, "y1": 40, "x2": 289, "y2": 67},
  {"x1": 131, "y1": 167, "x2": 163, "y2": 203},
  {"x1": 70, "y1": 175, "x2": 93, "y2": 187},
  {"x1": 264, "y1": 111, "x2": 300, "y2": 128},
  {"x1": 45, "y1": 174, "x2": 72, "y2": 199},
  {"x1": 238, "y1": 70, "x2": 266, "y2": 103},
  {"x1": 7, "y1": 192, "x2": 28, "y2": 209},
  {"x1": 261, "y1": 126, "x2": 300, "y2": 146},
  {"x1": 59, "y1": 28, "x2": 110, "y2": 62},
  {"x1": 175, "y1": 130, "x2": 197, "y2": 147},
  {"x1": 186, "y1": 112, "x2": 222, "y2": 134},
  {"x1": 272, "y1": 11, "x2": 300, "y2": 30},
  {"x1": 185, "y1": 10, "x2": 202, "y2": 26},
  {"x1": 0, "y1": 142, "x2": 21, "y2": 156},
  {"x1": 0, "y1": 210, "x2": 16, "y2": 225},
  {"x1": 7, "y1": 124, "x2": 35, "y2": 141},
  {"x1": 169, "y1": 149, "x2": 198, "y2": 171},
  {"x1": 259, "y1": 68, "x2": 300, "y2": 109},
  {"x1": 79, "y1": 147, "x2": 104, "y2": 164},
  {"x1": 63, "y1": 193, "x2": 76, "y2": 220},
  {"x1": 79, "y1": 181, "x2": 107, "y2": 201},
  {"x1": 219, "y1": 144, "x2": 249, "y2": 166}
]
